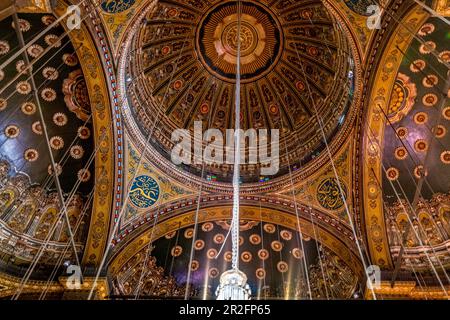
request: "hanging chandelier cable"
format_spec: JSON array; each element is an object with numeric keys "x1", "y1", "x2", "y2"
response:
[
  {"x1": 14, "y1": 55, "x2": 148, "y2": 299},
  {"x1": 13, "y1": 129, "x2": 108, "y2": 299},
  {"x1": 292, "y1": 32, "x2": 378, "y2": 300},
  {"x1": 39, "y1": 188, "x2": 96, "y2": 299},
  {"x1": 309, "y1": 207, "x2": 331, "y2": 299},
  {"x1": 371, "y1": 0, "x2": 450, "y2": 70},
  {"x1": 215, "y1": 0, "x2": 251, "y2": 300},
  {"x1": 10, "y1": 11, "x2": 81, "y2": 297},
  {"x1": 258, "y1": 199, "x2": 267, "y2": 299},
  {"x1": 366, "y1": 127, "x2": 449, "y2": 296},
  {"x1": 183, "y1": 25, "x2": 237, "y2": 299},
  {"x1": 134, "y1": 206, "x2": 161, "y2": 299}
]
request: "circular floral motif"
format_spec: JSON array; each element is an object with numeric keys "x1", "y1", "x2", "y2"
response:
[
  {"x1": 386, "y1": 167, "x2": 399, "y2": 181},
  {"x1": 53, "y1": 112, "x2": 68, "y2": 126},
  {"x1": 410, "y1": 59, "x2": 426, "y2": 73},
  {"x1": 316, "y1": 177, "x2": 347, "y2": 210},
  {"x1": 4, "y1": 125, "x2": 20, "y2": 138},
  {"x1": 191, "y1": 260, "x2": 199, "y2": 271},
  {"x1": 208, "y1": 267, "x2": 219, "y2": 278},
  {"x1": 296, "y1": 81, "x2": 306, "y2": 91},
  {"x1": 308, "y1": 46, "x2": 319, "y2": 57},
  {"x1": 63, "y1": 53, "x2": 78, "y2": 66},
  {"x1": 256, "y1": 268, "x2": 266, "y2": 279},
  {"x1": 171, "y1": 245, "x2": 183, "y2": 257},
  {"x1": 419, "y1": 41, "x2": 436, "y2": 54},
  {"x1": 280, "y1": 230, "x2": 292, "y2": 241},
  {"x1": 207, "y1": 248, "x2": 218, "y2": 259},
  {"x1": 77, "y1": 169, "x2": 91, "y2": 182},
  {"x1": 0, "y1": 98, "x2": 7, "y2": 111},
  {"x1": 394, "y1": 146, "x2": 408, "y2": 160},
  {"x1": 21, "y1": 102, "x2": 36, "y2": 115},
  {"x1": 200, "y1": 103, "x2": 209, "y2": 114},
  {"x1": 440, "y1": 151, "x2": 450, "y2": 164},
  {"x1": 213, "y1": 233, "x2": 225, "y2": 244},
  {"x1": 165, "y1": 231, "x2": 176, "y2": 239},
  {"x1": 44, "y1": 34, "x2": 61, "y2": 48},
  {"x1": 50, "y1": 136, "x2": 64, "y2": 150},
  {"x1": 17, "y1": 81, "x2": 32, "y2": 95},
  {"x1": 443, "y1": 106, "x2": 450, "y2": 120},
  {"x1": 194, "y1": 239, "x2": 205, "y2": 250},
  {"x1": 43, "y1": 67, "x2": 59, "y2": 80},
  {"x1": 70, "y1": 145, "x2": 84, "y2": 159},
  {"x1": 184, "y1": 228, "x2": 194, "y2": 239},
  {"x1": 224, "y1": 251, "x2": 232, "y2": 262},
  {"x1": 414, "y1": 139, "x2": 428, "y2": 153},
  {"x1": 24, "y1": 148, "x2": 39, "y2": 162},
  {"x1": 41, "y1": 15, "x2": 56, "y2": 26},
  {"x1": 258, "y1": 249, "x2": 269, "y2": 260},
  {"x1": 47, "y1": 163, "x2": 62, "y2": 176},
  {"x1": 422, "y1": 75, "x2": 438, "y2": 88},
  {"x1": 438, "y1": 51, "x2": 450, "y2": 64},
  {"x1": 0, "y1": 41, "x2": 10, "y2": 56},
  {"x1": 16, "y1": 60, "x2": 26, "y2": 73},
  {"x1": 396, "y1": 127, "x2": 408, "y2": 139},
  {"x1": 239, "y1": 236, "x2": 244, "y2": 246},
  {"x1": 269, "y1": 104, "x2": 279, "y2": 115},
  {"x1": 201, "y1": 222, "x2": 214, "y2": 232},
  {"x1": 292, "y1": 248, "x2": 304, "y2": 259},
  {"x1": 422, "y1": 93, "x2": 438, "y2": 107},
  {"x1": 241, "y1": 251, "x2": 252, "y2": 263},
  {"x1": 271, "y1": 240, "x2": 283, "y2": 252},
  {"x1": 414, "y1": 165, "x2": 428, "y2": 179},
  {"x1": 418, "y1": 23, "x2": 435, "y2": 36},
  {"x1": 434, "y1": 125, "x2": 446, "y2": 139},
  {"x1": 41, "y1": 88, "x2": 57, "y2": 101},
  {"x1": 161, "y1": 46, "x2": 171, "y2": 55},
  {"x1": 172, "y1": 79, "x2": 183, "y2": 90},
  {"x1": 414, "y1": 112, "x2": 428, "y2": 125},
  {"x1": 249, "y1": 234, "x2": 261, "y2": 245},
  {"x1": 12, "y1": 19, "x2": 31, "y2": 32},
  {"x1": 168, "y1": 8, "x2": 179, "y2": 17},
  {"x1": 32, "y1": 121, "x2": 43, "y2": 135},
  {"x1": 263, "y1": 223, "x2": 275, "y2": 233},
  {"x1": 27, "y1": 44, "x2": 44, "y2": 58},
  {"x1": 77, "y1": 126, "x2": 91, "y2": 139},
  {"x1": 277, "y1": 261, "x2": 288, "y2": 273}
]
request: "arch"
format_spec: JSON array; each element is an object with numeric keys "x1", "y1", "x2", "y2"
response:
[{"x1": 108, "y1": 205, "x2": 364, "y2": 278}]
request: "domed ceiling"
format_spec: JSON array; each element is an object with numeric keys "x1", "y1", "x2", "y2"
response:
[{"x1": 125, "y1": 0, "x2": 356, "y2": 182}]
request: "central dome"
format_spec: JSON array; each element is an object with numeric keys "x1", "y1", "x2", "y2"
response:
[
  {"x1": 196, "y1": 1, "x2": 282, "y2": 83},
  {"x1": 125, "y1": 0, "x2": 356, "y2": 183}
]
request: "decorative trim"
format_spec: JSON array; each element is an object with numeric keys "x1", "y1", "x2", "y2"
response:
[{"x1": 54, "y1": 1, "x2": 114, "y2": 268}]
